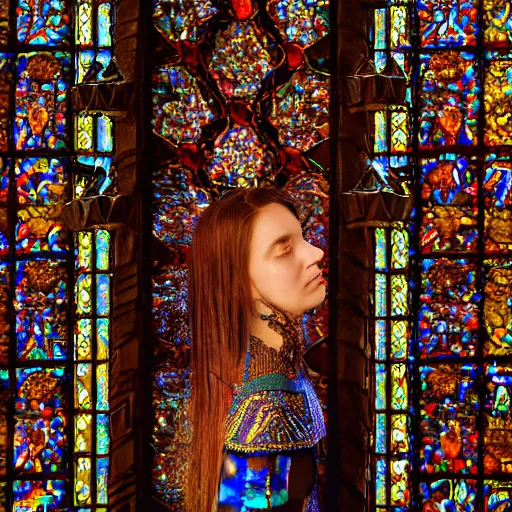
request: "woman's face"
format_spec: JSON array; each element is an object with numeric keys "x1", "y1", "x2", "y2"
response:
[{"x1": 248, "y1": 202, "x2": 326, "y2": 317}]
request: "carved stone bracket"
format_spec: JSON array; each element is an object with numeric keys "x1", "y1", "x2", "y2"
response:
[
  {"x1": 61, "y1": 195, "x2": 134, "y2": 231},
  {"x1": 343, "y1": 57, "x2": 407, "y2": 113},
  {"x1": 71, "y1": 81, "x2": 138, "y2": 113},
  {"x1": 342, "y1": 189, "x2": 413, "y2": 228},
  {"x1": 342, "y1": 165, "x2": 413, "y2": 227}
]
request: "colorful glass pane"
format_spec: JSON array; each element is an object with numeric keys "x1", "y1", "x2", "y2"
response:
[
  {"x1": 75, "y1": 318, "x2": 92, "y2": 360},
  {"x1": 390, "y1": 106, "x2": 409, "y2": 152},
  {"x1": 96, "y1": 115, "x2": 113, "y2": 152},
  {"x1": 97, "y1": 363, "x2": 108, "y2": 411},
  {"x1": 75, "y1": 413, "x2": 92, "y2": 452},
  {"x1": 15, "y1": 260, "x2": 68, "y2": 360},
  {"x1": 484, "y1": 61, "x2": 512, "y2": 146},
  {"x1": 0, "y1": 54, "x2": 12, "y2": 152},
  {"x1": 376, "y1": 413, "x2": 386, "y2": 453},
  {"x1": 0, "y1": 0, "x2": 8, "y2": 46},
  {"x1": 420, "y1": 154, "x2": 478, "y2": 206},
  {"x1": 76, "y1": 49, "x2": 112, "y2": 83},
  {"x1": 96, "y1": 457, "x2": 108, "y2": 504},
  {"x1": 420, "y1": 480, "x2": 477, "y2": 512},
  {"x1": 484, "y1": 262, "x2": 512, "y2": 356},
  {"x1": 375, "y1": 228, "x2": 387, "y2": 270},
  {"x1": 391, "y1": 227, "x2": 408, "y2": 269},
  {"x1": 15, "y1": 52, "x2": 69, "y2": 151},
  {"x1": 0, "y1": 263, "x2": 9, "y2": 365},
  {"x1": 152, "y1": 64, "x2": 215, "y2": 147},
  {"x1": 16, "y1": 157, "x2": 68, "y2": 255},
  {"x1": 390, "y1": 6, "x2": 410, "y2": 49},
  {"x1": 391, "y1": 320, "x2": 408, "y2": 359},
  {"x1": 267, "y1": 0, "x2": 329, "y2": 47},
  {"x1": 96, "y1": 318, "x2": 109, "y2": 360},
  {"x1": 96, "y1": 274, "x2": 110, "y2": 316},
  {"x1": 75, "y1": 363, "x2": 92, "y2": 410},
  {"x1": 267, "y1": 70, "x2": 329, "y2": 152},
  {"x1": 376, "y1": 363, "x2": 387, "y2": 410},
  {"x1": 96, "y1": 414, "x2": 109, "y2": 455},
  {"x1": 390, "y1": 459, "x2": 410, "y2": 506},
  {"x1": 96, "y1": 230, "x2": 110, "y2": 271},
  {"x1": 207, "y1": 124, "x2": 277, "y2": 187},
  {"x1": 0, "y1": 370, "x2": 8, "y2": 476},
  {"x1": 418, "y1": 0, "x2": 478, "y2": 47},
  {"x1": 13, "y1": 479, "x2": 66, "y2": 510},
  {"x1": 419, "y1": 364, "x2": 479, "y2": 474},
  {"x1": 391, "y1": 275, "x2": 408, "y2": 316},
  {"x1": 208, "y1": 21, "x2": 276, "y2": 101},
  {"x1": 483, "y1": 0, "x2": 512, "y2": 49},
  {"x1": 376, "y1": 458, "x2": 387, "y2": 505},
  {"x1": 418, "y1": 52, "x2": 479, "y2": 149},
  {"x1": 17, "y1": 0, "x2": 70, "y2": 45},
  {"x1": 391, "y1": 415, "x2": 409, "y2": 454},
  {"x1": 75, "y1": 457, "x2": 91, "y2": 506},
  {"x1": 484, "y1": 481, "x2": 512, "y2": 512},
  {"x1": 76, "y1": 0, "x2": 93, "y2": 46},
  {"x1": 97, "y1": 2, "x2": 112, "y2": 47},
  {"x1": 152, "y1": 0, "x2": 218, "y2": 44},
  {"x1": 374, "y1": 111, "x2": 387, "y2": 153},
  {"x1": 391, "y1": 363, "x2": 408, "y2": 410},
  {"x1": 76, "y1": 273, "x2": 92, "y2": 316},
  {"x1": 14, "y1": 367, "x2": 68, "y2": 473},
  {"x1": 76, "y1": 113, "x2": 94, "y2": 152},
  {"x1": 484, "y1": 154, "x2": 512, "y2": 254},
  {"x1": 419, "y1": 259, "x2": 479, "y2": 358},
  {"x1": 484, "y1": 364, "x2": 512, "y2": 473},
  {"x1": 375, "y1": 319, "x2": 386, "y2": 360},
  {"x1": 76, "y1": 232, "x2": 93, "y2": 272},
  {"x1": 375, "y1": 273, "x2": 387, "y2": 317}
]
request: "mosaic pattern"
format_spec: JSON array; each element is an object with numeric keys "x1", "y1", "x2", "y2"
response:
[
  {"x1": 0, "y1": 3, "x2": 114, "y2": 509},
  {"x1": 17, "y1": 0, "x2": 70, "y2": 45},
  {"x1": 267, "y1": 0, "x2": 329, "y2": 48},
  {"x1": 151, "y1": 1, "x2": 331, "y2": 506},
  {"x1": 418, "y1": 52, "x2": 479, "y2": 149},
  {"x1": 267, "y1": 69, "x2": 329, "y2": 152},
  {"x1": 208, "y1": 21, "x2": 277, "y2": 101},
  {"x1": 15, "y1": 52, "x2": 70, "y2": 151},
  {"x1": 153, "y1": 0, "x2": 218, "y2": 43},
  {"x1": 367, "y1": 0, "x2": 512, "y2": 506},
  {"x1": 152, "y1": 64, "x2": 215, "y2": 147}
]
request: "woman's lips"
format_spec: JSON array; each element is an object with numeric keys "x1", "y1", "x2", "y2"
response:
[{"x1": 307, "y1": 273, "x2": 325, "y2": 286}]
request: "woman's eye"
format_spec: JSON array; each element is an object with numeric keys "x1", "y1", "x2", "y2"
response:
[{"x1": 279, "y1": 247, "x2": 291, "y2": 257}]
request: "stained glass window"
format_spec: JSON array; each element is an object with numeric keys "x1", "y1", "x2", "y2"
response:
[
  {"x1": 0, "y1": 1, "x2": 115, "y2": 510},
  {"x1": 75, "y1": 0, "x2": 115, "y2": 83},
  {"x1": 150, "y1": 0, "x2": 330, "y2": 507},
  {"x1": 74, "y1": 112, "x2": 116, "y2": 198},
  {"x1": 372, "y1": 226, "x2": 412, "y2": 508},
  {"x1": 0, "y1": 1, "x2": 73, "y2": 509},
  {"x1": 369, "y1": 0, "x2": 512, "y2": 508},
  {"x1": 73, "y1": 229, "x2": 112, "y2": 510}
]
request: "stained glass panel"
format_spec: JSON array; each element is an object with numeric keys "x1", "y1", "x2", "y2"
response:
[
  {"x1": 484, "y1": 154, "x2": 512, "y2": 253},
  {"x1": 73, "y1": 229, "x2": 112, "y2": 509},
  {"x1": 15, "y1": 260, "x2": 68, "y2": 361},
  {"x1": 417, "y1": 0, "x2": 478, "y2": 47},
  {"x1": 208, "y1": 21, "x2": 277, "y2": 101},
  {"x1": 0, "y1": 54, "x2": 12, "y2": 153},
  {"x1": 17, "y1": 0, "x2": 70, "y2": 45},
  {"x1": 151, "y1": 0, "x2": 331, "y2": 506},
  {"x1": 15, "y1": 52, "x2": 70, "y2": 151},
  {"x1": 418, "y1": 52, "x2": 479, "y2": 149}
]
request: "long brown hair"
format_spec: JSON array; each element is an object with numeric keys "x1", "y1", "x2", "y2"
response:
[{"x1": 184, "y1": 186, "x2": 300, "y2": 512}]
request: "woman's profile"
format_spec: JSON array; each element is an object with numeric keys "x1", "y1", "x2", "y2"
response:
[{"x1": 184, "y1": 186, "x2": 327, "y2": 511}]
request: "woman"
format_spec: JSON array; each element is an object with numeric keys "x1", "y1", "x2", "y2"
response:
[{"x1": 185, "y1": 186, "x2": 327, "y2": 511}]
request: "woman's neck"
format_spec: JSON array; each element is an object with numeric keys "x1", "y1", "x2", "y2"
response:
[{"x1": 249, "y1": 298, "x2": 303, "y2": 350}]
